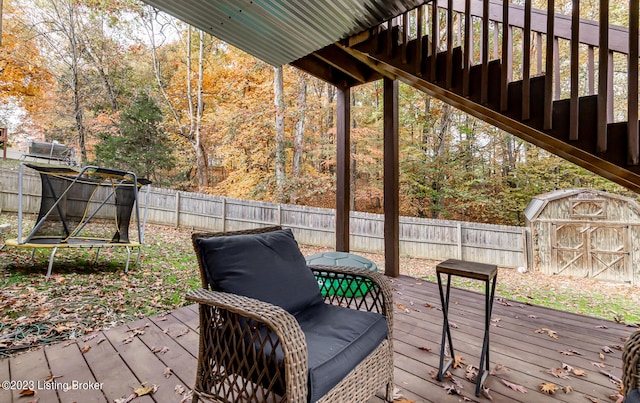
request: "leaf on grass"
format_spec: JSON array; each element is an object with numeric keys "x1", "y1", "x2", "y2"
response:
[
  {"x1": 539, "y1": 382, "x2": 558, "y2": 394},
  {"x1": 81, "y1": 345, "x2": 91, "y2": 354},
  {"x1": 164, "y1": 367, "x2": 172, "y2": 378},
  {"x1": 535, "y1": 328, "x2": 558, "y2": 339},
  {"x1": 502, "y1": 379, "x2": 527, "y2": 393}
]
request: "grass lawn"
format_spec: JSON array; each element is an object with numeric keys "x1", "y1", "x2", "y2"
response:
[{"x1": 0, "y1": 212, "x2": 638, "y2": 356}]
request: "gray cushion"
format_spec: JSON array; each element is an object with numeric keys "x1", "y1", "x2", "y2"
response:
[
  {"x1": 627, "y1": 389, "x2": 640, "y2": 403},
  {"x1": 194, "y1": 228, "x2": 323, "y2": 315},
  {"x1": 296, "y1": 303, "x2": 388, "y2": 402}
]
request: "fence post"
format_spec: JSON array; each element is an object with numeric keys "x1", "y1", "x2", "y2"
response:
[
  {"x1": 277, "y1": 205, "x2": 282, "y2": 226},
  {"x1": 175, "y1": 191, "x2": 180, "y2": 228},
  {"x1": 221, "y1": 198, "x2": 227, "y2": 232},
  {"x1": 457, "y1": 222, "x2": 462, "y2": 259}
]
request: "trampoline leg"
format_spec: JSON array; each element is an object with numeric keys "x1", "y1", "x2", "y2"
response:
[
  {"x1": 46, "y1": 247, "x2": 58, "y2": 281},
  {"x1": 94, "y1": 247, "x2": 101, "y2": 265},
  {"x1": 134, "y1": 247, "x2": 141, "y2": 267},
  {"x1": 125, "y1": 246, "x2": 131, "y2": 273},
  {"x1": 30, "y1": 249, "x2": 37, "y2": 262}
]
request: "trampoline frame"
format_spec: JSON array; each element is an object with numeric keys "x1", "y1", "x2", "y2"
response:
[{"x1": 6, "y1": 163, "x2": 151, "y2": 280}]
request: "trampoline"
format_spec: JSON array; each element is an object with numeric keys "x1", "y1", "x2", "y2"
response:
[{"x1": 5, "y1": 163, "x2": 151, "y2": 280}]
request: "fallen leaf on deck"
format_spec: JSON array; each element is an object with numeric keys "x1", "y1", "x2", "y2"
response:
[
  {"x1": 82, "y1": 333, "x2": 99, "y2": 342},
  {"x1": 442, "y1": 383, "x2": 461, "y2": 395},
  {"x1": 591, "y1": 362, "x2": 606, "y2": 368},
  {"x1": 546, "y1": 367, "x2": 570, "y2": 379},
  {"x1": 490, "y1": 363, "x2": 508, "y2": 374},
  {"x1": 502, "y1": 379, "x2": 527, "y2": 393},
  {"x1": 596, "y1": 325, "x2": 608, "y2": 329},
  {"x1": 584, "y1": 394, "x2": 599, "y2": 402},
  {"x1": 481, "y1": 386, "x2": 493, "y2": 401},
  {"x1": 20, "y1": 388, "x2": 36, "y2": 396},
  {"x1": 417, "y1": 346, "x2": 431, "y2": 352},
  {"x1": 602, "y1": 346, "x2": 614, "y2": 353},
  {"x1": 535, "y1": 328, "x2": 558, "y2": 339},
  {"x1": 164, "y1": 367, "x2": 172, "y2": 378},
  {"x1": 609, "y1": 392, "x2": 624, "y2": 403},
  {"x1": 561, "y1": 362, "x2": 574, "y2": 372},
  {"x1": 563, "y1": 385, "x2": 573, "y2": 394},
  {"x1": 393, "y1": 399, "x2": 415, "y2": 403},
  {"x1": 179, "y1": 390, "x2": 194, "y2": 403},
  {"x1": 539, "y1": 382, "x2": 558, "y2": 394},
  {"x1": 81, "y1": 345, "x2": 91, "y2": 354},
  {"x1": 114, "y1": 392, "x2": 136, "y2": 403},
  {"x1": 600, "y1": 353, "x2": 606, "y2": 360},
  {"x1": 527, "y1": 314, "x2": 538, "y2": 319},
  {"x1": 175, "y1": 384, "x2": 185, "y2": 395},
  {"x1": 133, "y1": 383, "x2": 157, "y2": 397},
  {"x1": 152, "y1": 346, "x2": 170, "y2": 354},
  {"x1": 452, "y1": 355, "x2": 466, "y2": 369},
  {"x1": 465, "y1": 365, "x2": 478, "y2": 382},
  {"x1": 572, "y1": 368, "x2": 586, "y2": 377}
]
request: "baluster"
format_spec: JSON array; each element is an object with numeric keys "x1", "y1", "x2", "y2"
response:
[
  {"x1": 597, "y1": 0, "x2": 609, "y2": 152},
  {"x1": 544, "y1": 0, "x2": 555, "y2": 130},
  {"x1": 536, "y1": 33, "x2": 543, "y2": 75},
  {"x1": 463, "y1": 0, "x2": 472, "y2": 96},
  {"x1": 416, "y1": 5, "x2": 423, "y2": 76},
  {"x1": 523, "y1": 0, "x2": 532, "y2": 120},
  {"x1": 630, "y1": 0, "x2": 639, "y2": 164},
  {"x1": 501, "y1": 0, "x2": 511, "y2": 111},
  {"x1": 570, "y1": 0, "x2": 580, "y2": 140},
  {"x1": 402, "y1": 12, "x2": 409, "y2": 64},
  {"x1": 481, "y1": 0, "x2": 489, "y2": 104}
]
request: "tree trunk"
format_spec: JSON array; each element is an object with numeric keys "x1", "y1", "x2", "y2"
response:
[
  {"x1": 431, "y1": 103, "x2": 452, "y2": 219},
  {"x1": 195, "y1": 30, "x2": 208, "y2": 188},
  {"x1": 68, "y1": 2, "x2": 86, "y2": 162},
  {"x1": 274, "y1": 65, "x2": 286, "y2": 202},
  {"x1": 292, "y1": 72, "x2": 307, "y2": 201}
]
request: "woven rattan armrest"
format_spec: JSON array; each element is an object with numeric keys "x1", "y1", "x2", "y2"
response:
[
  {"x1": 186, "y1": 288, "x2": 309, "y2": 402},
  {"x1": 623, "y1": 330, "x2": 640, "y2": 396}
]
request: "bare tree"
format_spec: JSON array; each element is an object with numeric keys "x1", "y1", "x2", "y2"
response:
[{"x1": 274, "y1": 65, "x2": 286, "y2": 201}]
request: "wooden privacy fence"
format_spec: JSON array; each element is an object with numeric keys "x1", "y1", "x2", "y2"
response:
[{"x1": 0, "y1": 166, "x2": 526, "y2": 268}]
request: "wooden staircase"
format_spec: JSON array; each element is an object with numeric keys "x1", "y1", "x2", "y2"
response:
[{"x1": 330, "y1": 0, "x2": 640, "y2": 193}]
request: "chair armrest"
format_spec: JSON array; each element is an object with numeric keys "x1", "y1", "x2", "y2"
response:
[
  {"x1": 623, "y1": 330, "x2": 640, "y2": 396},
  {"x1": 309, "y1": 264, "x2": 394, "y2": 335},
  {"x1": 186, "y1": 288, "x2": 309, "y2": 402}
]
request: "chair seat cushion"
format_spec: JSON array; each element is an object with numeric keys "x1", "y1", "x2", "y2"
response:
[
  {"x1": 627, "y1": 389, "x2": 640, "y2": 403},
  {"x1": 295, "y1": 303, "x2": 389, "y2": 402},
  {"x1": 194, "y1": 228, "x2": 323, "y2": 314}
]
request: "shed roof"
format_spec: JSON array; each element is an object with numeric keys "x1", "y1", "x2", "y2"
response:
[
  {"x1": 524, "y1": 188, "x2": 640, "y2": 222},
  {"x1": 139, "y1": 0, "x2": 423, "y2": 66}
]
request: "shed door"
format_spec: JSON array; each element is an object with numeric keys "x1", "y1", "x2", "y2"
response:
[{"x1": 552, "y1": 223, "x2": 630, "y2": 283}]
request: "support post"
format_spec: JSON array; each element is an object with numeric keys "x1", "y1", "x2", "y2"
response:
[
  {"x1": 384, "y1": 77, "x2": 399, "y2": 277},
  {"x1": 336, "y1": 86, "x2": 350, "y2": 252}
]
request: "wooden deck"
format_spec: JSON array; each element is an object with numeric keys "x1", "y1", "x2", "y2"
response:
[{"x1": 0, "y1": 275, "x2": 634, "y2": 403}]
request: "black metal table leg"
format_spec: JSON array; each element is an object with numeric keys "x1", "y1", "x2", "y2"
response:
[{"x1": 435, "y1": 259, "x2": 498, "y2": 397}]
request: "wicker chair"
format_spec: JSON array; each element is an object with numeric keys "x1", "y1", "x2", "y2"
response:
[
  {"x1": 623, "y1": 330, "x2": 640, "y2": 402},
  {"x1": 187, "y1": 226, "x2": 394, "y2": 403}
]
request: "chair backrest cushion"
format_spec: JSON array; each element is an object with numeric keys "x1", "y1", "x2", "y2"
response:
[{"x1": 194, "y1": 228, "x2": 323, "y2": 314}]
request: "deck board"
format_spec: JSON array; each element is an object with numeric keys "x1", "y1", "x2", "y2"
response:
[{"x1": 0, "y1": 275, "x2": 634, "y2": 403}]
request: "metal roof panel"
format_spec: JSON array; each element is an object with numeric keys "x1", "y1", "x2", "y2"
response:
[{"x1": 140, "y1": 0, "x2": 423, "y2": 66}]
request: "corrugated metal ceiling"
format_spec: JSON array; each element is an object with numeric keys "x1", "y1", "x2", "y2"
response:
[{"x1": 139, "y1": 0, "x2": 424, "y2": 66}]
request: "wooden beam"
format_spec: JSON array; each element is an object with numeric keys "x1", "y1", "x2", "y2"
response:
[
  {"x1": 383, "y1": 77, "x2": 399, "y2": 278},
  {"x1": 312, "y1": 45, "x2": 373, "y2": 84},
  {"x1": 629, "y1": 0, "x2": 639, "y2": 165},
  {"x1": 291, "y1": 57, "x2": 354, "y2": 88},
  {"x1": 336, "y1": 87, "x2": 350, "y2": 252}
]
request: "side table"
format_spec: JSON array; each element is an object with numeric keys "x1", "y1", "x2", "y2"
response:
[{"x1": 436, "y1": 258, "x2": 497, "y2": 397}]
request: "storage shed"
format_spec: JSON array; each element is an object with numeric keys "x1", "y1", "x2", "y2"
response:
[{"x1": 524, "y1": 188, "x2": 640, "y2": 285}]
